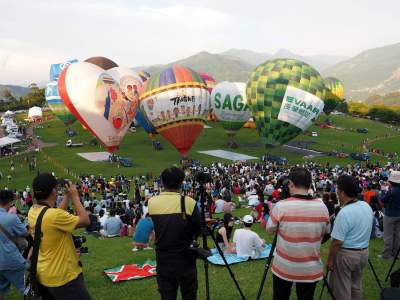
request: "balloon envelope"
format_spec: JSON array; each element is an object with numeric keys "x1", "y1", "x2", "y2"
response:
[
  {"x1": 198, "y1": 72, "x2": 216, "y2": 94},
  {"x1": 46, "y1": 81, "x2": 76, "y2": 125},
  {"x1": 139, "y1": 65, "x2": 209, "y2": 156},
  {"x1": 246, "y1": 59, "x2": 326, "y2": 147},
  {"x1": 211, "y1": 82, "x2": 251, "y2": 135},
  {"x1": 324, "y1": 77, "x2": 345, "y2": 101},
  {"x1": 50, "y1": 59, "x2": 78, "y2": 81},
  {"x1": 138, "y1": 70, "x2": 151, "y2": 82},
  {"x1": 58, "y1": 62, "x2": 136, "y2": 152},
  {"x1": 84, "y1": 56, "x2": 118, "y2": 70}
]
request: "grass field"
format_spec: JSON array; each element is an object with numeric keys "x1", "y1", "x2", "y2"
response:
[{"x1": 4, "y1": 114, "x2": 400, "y2": 299}]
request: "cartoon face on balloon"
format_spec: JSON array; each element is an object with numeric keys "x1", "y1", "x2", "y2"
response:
[
  {"x1": 95, "y1": 74, "x2": 133, "y2": 131},
  {"x1": 119, "y1": 75, "x2": 140, "y2": 112}
]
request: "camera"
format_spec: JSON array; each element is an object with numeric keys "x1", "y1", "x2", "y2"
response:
[
  {"x1": 57, "y1": 178, "x2": 70, "y2": 187},
  {"x1": 194, "y1": 170, "x2": 212, "y2": 184},
  {"x1": 72, "y1": 235, "x2": 86, "y2": 249}
]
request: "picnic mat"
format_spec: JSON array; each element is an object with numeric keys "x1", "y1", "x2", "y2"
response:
[
  {"x1": 207, "y1": 244, "x2": 272, "y2": 265},
  {"x1": 104, "y1": 260, "x2": 157, "y2": 282}
]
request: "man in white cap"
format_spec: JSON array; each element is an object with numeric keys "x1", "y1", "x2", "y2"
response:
[
  {"x1": 232, "y1": 215, "x2": 265, "y2": 259},
  {"x1": 379, "y1": 170, "x2": 400, "y2": 260}
]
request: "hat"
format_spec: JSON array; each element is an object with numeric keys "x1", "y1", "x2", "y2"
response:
[
  {"x1": 33, "y1": 173, "x2": 58, "y2": 200},
  {"x1": 389, "y1": 171, "x2": 400, "y2": 184},
  {"x1": 243, "y1": 215, "x2": 254, "y2": 224}
]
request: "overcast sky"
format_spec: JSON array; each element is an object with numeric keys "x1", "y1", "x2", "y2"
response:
[{"x1": 1, "y1": 0, "x2": 399, "y2": 85}]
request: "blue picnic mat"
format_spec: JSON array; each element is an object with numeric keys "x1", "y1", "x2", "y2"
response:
[{"x1": 207, "y1": 244, "x2": 272, "y2": 265}]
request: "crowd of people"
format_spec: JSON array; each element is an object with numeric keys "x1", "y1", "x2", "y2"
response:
[{"x1": 0, "y1": 159, "x2": 400, "y2": 299}]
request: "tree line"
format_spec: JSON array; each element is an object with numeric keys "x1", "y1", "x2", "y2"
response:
[
  {"x1": 336, "y1": 101, "x2": 400, "y2": 124},
  {"x1": 0, "y1": 86, "x2": 46, "y2": 112}
]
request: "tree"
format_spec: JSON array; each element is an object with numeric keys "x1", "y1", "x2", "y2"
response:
[
  {"x1": 1, "y1": 89, "x2": 17, "y2": 102},
  {"x1": 336, "y1": 101, "x2": 349, "y2": 113},
  {"x1": 323, "y1": 98, "x2": 340, "y2": 115}
]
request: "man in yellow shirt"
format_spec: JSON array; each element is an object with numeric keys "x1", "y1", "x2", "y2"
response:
[{"x1": 28, "y1": 173, "x2": 90, "y2": 300}]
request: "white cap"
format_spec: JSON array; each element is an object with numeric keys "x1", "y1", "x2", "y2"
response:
[{"x1": 243, "y1": 215, "x2": 254, "y2": 224}]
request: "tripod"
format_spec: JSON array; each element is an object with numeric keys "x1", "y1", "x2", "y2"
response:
[
  {"x1": 195, "y1": 177, "x2": 245, "y2": 300},
  {"x1": 385, "y1": 245, "x2": 400, "y2": 282}
]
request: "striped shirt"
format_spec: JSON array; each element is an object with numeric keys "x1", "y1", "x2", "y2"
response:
[{"x1": 266, "y1": 196, "x2": 330, "y2": 282}]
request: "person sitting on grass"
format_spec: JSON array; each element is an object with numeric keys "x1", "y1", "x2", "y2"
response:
[
  {"x1": 85, "y1": 207, "x2": 101, "y2": 234},
  {"x1": 132, "y1": 213, "x2": 154, "y2": 251},
  {"x1": 100, "y1": 209, "x2": 122, "y2": 238},
  {"x1": 215, "y1": 213, "x2": 235, "y2": 253},
  {"x1": 232, "y1": 215, "x2": 265, "y2": 259}
]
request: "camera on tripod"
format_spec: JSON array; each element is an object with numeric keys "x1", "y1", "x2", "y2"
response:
[{"x1": 72, "y1": 235, "x2": 88, "y2": 253}]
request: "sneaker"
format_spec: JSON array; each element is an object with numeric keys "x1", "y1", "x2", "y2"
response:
[
  {"x1": 132, "y1": 247, "x2": 139, "y2": 252},
  {"x1": 144, "y1": 246, "x2": 153, "y2": 250}
]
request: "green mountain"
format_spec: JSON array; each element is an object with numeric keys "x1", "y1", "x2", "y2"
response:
[
  {"x1": 139, "y1": 51, "x2": 254, "y2": 82},
  {"x1": 0, "y1": 84, "x2": 30, "y2": 100},
  {"x1": 365, "y1": 91, "x2": 400, "y2": 107},
  {"x1": 323, "y1": 42, "x2": 400, "y2": 100},
  {"x1": 222, "y1": 48, "x2": 348, "y2": 72}
]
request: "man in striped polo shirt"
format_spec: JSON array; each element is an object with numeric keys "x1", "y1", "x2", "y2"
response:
[{"x1": 266, "y1": 167, "x2": 330, "y2": 300}]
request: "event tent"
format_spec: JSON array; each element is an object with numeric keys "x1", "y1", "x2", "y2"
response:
[{"x1": 0, "y1": 136, "x2": 21, "y2": 148}]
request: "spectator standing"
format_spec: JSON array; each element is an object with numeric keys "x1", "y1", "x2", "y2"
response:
[
  {"x1": 28, "y1": 173, "x2": 91, "y2": 300},
  {"x1": 327, "y1": 175, "x2": 373, "y2": 300},
  {"x1": 379, "y1": 171, "x2": 400, "y2": 260},
  {"x1": 0, "y1": 190, "x2": 28, "y2": 300},
  {"x1": 266, "y1": 167, "x2": 330, "y2": 300},
  {"x1": 148, "y1": 167, "x2": 201, "y2": 300}
]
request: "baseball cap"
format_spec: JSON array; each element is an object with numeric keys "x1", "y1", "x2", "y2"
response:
[
  {"x1": 388, "y1": 171, "x2": 400, "y2": 184},
  {"x1": 33, "y1": 173, "x2": 58, "y2": 200},
  {"x1": 243, "y1": 215, "x2": 254, "y2": 224}
]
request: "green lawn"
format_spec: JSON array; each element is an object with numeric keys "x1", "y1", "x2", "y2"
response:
[{"x1": 3, "y1": 114, "x2": 400, "y2": 299}]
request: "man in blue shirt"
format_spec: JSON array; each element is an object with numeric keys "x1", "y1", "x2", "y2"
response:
[
  {"x1": 101, "y1": 209, "x2": 122, "y2": 237},
  {"x1": 0, "y1": 190, "x2": 28, "y2": 299},
  {"x1": 327, "y1": 175, "x2": 373, "y2": 300}
]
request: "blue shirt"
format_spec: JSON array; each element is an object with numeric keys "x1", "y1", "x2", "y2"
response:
[
  {"x1": 104, "y1": 216, "x2": 122, "y2": 236},
  {"x1": 133, "y1": 218, "x2": 154, "y2": 244},
  {"x1": 0, "y1": 208, "x2": 27, "y2": 270},
  {"x1": 331, "y1": 201, "x2": 373, "y2": 249}
]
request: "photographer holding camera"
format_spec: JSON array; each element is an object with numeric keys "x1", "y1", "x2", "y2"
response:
[
  {"x1": 148, "y1": 167, "x2": 201, "y2": 300},
  {"x1": 28, "y1": 173, "x2": 91, "y2": 300}
]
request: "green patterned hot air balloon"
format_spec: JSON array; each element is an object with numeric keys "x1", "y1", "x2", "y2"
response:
[
  {"x1": 324, "y1": 77, "x2": 345, "y2": 101},
  {"x1": 246, "y1": 59, "x2": 326, "y2": 147}
]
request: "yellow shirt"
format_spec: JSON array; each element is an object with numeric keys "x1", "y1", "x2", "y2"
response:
[{"x1": 28, "y1": 206, "x2": 81, "y2": 287}]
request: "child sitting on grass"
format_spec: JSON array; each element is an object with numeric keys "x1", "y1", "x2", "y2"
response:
[{"x1": 132, "y1": 213, "x2": 154, "y2": 251}]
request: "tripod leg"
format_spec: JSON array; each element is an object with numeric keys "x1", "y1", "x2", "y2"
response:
[
  {"x1": 207, "y1": 228, "x2": 246, "y2": 300},
  {"x1": 384, "y1": 245, "x2": 400, "y2": 282},
  {"x1": 368, "y1": 258, "x2": 383, "y2": 291},
  {"x1": 319, "y1": 276, "x2": 326, "y2": 300},
  {"x1": 322, "y1": 272, "x2": 335, "y2": 300},
  {"x1": 256, "y1": 232, "x2": 278, "y2": 300}
]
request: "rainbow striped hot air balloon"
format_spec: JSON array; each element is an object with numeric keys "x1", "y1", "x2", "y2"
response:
[{"x1": 139, "y1": 65, "x2": 210, "y2": 157}]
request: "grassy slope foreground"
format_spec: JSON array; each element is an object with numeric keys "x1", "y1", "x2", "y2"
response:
[{"x1": 3, "y1": 114, "x2": 399, "y2": 299}]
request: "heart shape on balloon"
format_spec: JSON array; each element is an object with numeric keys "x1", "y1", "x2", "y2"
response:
[{"x1": 58, "y1": 62, "x2": 138, "y2": 152}]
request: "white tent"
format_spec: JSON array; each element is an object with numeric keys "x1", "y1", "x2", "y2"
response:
[
  {"x1": 0, "y1": 136, "x2": 20, "y2": 148},
  {"x1": 28, "y1": 106, "x2": 42, "y2": 118},
  {"x1": 4, "y1": 110, "x2": 14, "y2": 117}
]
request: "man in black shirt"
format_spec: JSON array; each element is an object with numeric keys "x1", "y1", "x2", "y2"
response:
[{"x1": 148, "y1": 167, "x2": 201, "y2": 300}]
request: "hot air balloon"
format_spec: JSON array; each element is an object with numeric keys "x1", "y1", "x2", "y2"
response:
[
  {"x1": 211, "y1": 82, "x2": 251, "y2": 147},
  {"x1": 84, "y1": 56, "x2": 118, "y2": 70},
  {"x1": 47, "y1": 60, "x2": 78, "y2": 125},
  {"x1": 58, "y1": 61, "x2": 137, "y2": 152},
  {"x1": 139, "y1": 65, "x2": 209, "y2": 157},
  {"x1": 324, "y1": 77, "x2": 345, "y2": 101},
  {"x1": 246, "y1": 59, "x2": 326, "y2": 147},
  {"x1": 134, "y1": 71, "x2": 158, "y2": 137},
  {"x1": 138, "y1": 70, "x2": 151, "y2": 82},
  {"x1": 198, "y1": 72, "x2": 216, "y2": 94}
]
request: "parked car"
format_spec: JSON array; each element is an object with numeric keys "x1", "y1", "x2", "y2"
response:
[
  {"x1": 350, "y1": 152, "x2": 371, "y2": 161},
  {"x1": 311, "y1": 131, "x2": 318, "y2": 137},
  {"x1": 118, "y1": 157, "x2": 133, "y2": 167},
  {"x1": 264, "y1": 155, "x2": 288, "y2": 165},
  {"x1": 357, "y1": 128, "x2": 369, "y2": 133}
]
